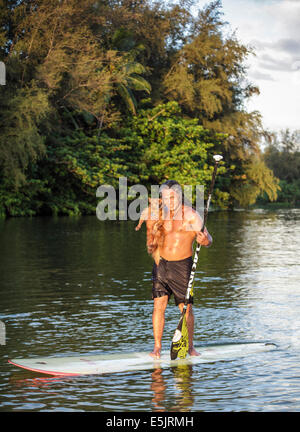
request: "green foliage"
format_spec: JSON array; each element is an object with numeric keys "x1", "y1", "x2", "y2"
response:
[
  {"x1": 230, "y1": 158, "x2": 280, "y2": 207},
  {"x1": 259, "y1": 129, "x2": 300, "y2": 206},
  {"x1": 263, "y1": 129, "x2": 300, "y2": 182},
  {"x1": 163, "y1": 0, "x2": 261, "y2": 161},
  {"x1": 0, "y1": 175, "x2": 49, "y2": 217},
  {"x1": 0, "y1": 102, "x2": 228, "y2": 215},
  {"x1": 0, "y1": 82, "x2": 51, "y2": 185},
  {"x1": 129, "y1": 101, "x2": 228, "y2": 206},
  {"x1": 0, "y1": 0, "x2": 287, "y2": 216}
]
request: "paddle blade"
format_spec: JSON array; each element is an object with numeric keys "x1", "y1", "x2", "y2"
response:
[{"x1": 170, "y1": 314, "x2": 189, "y2": 360}]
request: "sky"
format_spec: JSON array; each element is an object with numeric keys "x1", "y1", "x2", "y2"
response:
[{"x1": 193, "y1": 0, "x2": 300, "y2": 133}]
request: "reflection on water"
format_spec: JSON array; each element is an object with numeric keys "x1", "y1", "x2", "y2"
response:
[
  {"x1": 151, "y1": 368, "x2": 167, "y2": 412},
  {"x1": 151, "y1": 365, "x2": 194, "y2": 412},
  {"x1": 170, "y1": 365, "x2": 194, "y2": 412},
  {"x1": 1, "y1": 210, "x2": 300, "y2": 411}
]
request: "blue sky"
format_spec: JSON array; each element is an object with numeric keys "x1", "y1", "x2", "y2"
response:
[{"x1": 193, "y1": 0, "x2": 300, "y2": 133}]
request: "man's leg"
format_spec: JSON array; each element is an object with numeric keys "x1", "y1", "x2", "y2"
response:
[
  {"x1": 150, "y1": 295, "x2": 169, "y2": 359},
  {"x1": 178, "y1": 303, "x2": 200, "y2": 356}
]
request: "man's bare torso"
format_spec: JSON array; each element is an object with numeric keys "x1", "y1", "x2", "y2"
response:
[{"x1": 146, "y1": 205, "x2": 199, "y2": 261}]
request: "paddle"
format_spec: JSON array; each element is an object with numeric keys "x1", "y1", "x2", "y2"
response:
[{"x1": 170, "y1": 154, "x2": 223, "y2": 360}]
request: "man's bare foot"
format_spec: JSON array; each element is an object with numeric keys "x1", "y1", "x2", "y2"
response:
[
  {"x1": 150, "y1": 347, "x2": 161, "y2": 359},
  {"x1": 188, "y1": 347, "x2": 200, "y2": 356}
]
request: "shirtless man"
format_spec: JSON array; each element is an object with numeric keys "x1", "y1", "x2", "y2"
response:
[{"x1": 137, "y1": 180, "x2": 212, "y2": 359}]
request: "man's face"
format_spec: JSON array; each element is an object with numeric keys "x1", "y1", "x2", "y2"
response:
[{"x1": 161, "y1": 188, "x2": 181, "y2": 212}]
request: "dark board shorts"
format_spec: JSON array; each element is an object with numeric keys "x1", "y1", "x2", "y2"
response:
[{"x1": 152, "y1": 256, "x2": 193, "y2": 306}]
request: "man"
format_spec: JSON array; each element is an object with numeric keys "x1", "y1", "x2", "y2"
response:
[{"x1": 139, "y1": 180, "x2": 212, "y2": 359}]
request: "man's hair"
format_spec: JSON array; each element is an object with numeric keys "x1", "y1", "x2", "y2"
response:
[
  {"x1": 161, "y1": 179, "x2": 181, "y2": 188},
  {"x1": 160, "y1": 180, "x2": 193, "y2": 208}
]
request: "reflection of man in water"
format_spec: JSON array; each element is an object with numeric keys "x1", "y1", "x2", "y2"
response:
[
  {"x1": 151, "y1": 368, "x2": 166, "y2": 411},
  {"x1": 136, "y1": 180, "x2": 212, "y2": 359},
  {"x1": 151, "y1": 365, "x2": 194, "y2": 412}
]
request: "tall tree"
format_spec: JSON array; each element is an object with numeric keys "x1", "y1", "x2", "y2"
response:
[
  {"x1": 0, "y1": 0, "x2": 151, "y2": 185},
  {"x1": 264, "y1": 129, "x2": 300, "y2": 182},
  {"x1": 0, "y1": 0, "x2": 282, "y2": 215},
  {"x1": 162, "y1": 1, "x2": 279, "y2": 206}
]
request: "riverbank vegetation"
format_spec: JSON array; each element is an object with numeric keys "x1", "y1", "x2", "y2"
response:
[
  {"x1": 0, "y1": 0, "x2": 289, "y2": 217},
  {"x1": 258, "y1": 129, "x2": 300, "y2": 208}
]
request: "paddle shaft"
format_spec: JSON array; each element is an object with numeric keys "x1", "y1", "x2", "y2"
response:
[{"x1": 183, "y1": 156, "x2": 222, "y2": 308}]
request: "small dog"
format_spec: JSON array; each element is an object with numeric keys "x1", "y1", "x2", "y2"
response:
[{"x1": 135, "y1": 198, "x2": 163, "y2": 265}]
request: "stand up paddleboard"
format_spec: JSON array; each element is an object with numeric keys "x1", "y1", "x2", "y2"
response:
[{"x1": 8, "y1": 342, "x2": 277, "y2": 376}]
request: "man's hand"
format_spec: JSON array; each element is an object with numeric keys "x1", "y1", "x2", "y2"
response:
[{"x1": 196, "y1": 230, "x2": 212, "y2": 247}]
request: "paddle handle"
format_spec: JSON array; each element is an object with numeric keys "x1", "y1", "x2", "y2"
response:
[{"x1": 201, "y1": 154, "x2": 223, "y2": 232}]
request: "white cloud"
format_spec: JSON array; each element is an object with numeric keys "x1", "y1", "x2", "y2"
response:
[
  {"x1": 191, "y1": 0, "x2": 300, "y2": 131},
  {"x1": 248, "y1": 70, "x2": 275, "y2": 81},
  {"x1": 220, "y1": 0, "x2": 300, "y2": 131},
  {"x1": 257, "y1": 53, "x2": 293, "y2": 72},
  {"x1": 266, "y1": 0, "x2": 300, "y2": 39}
]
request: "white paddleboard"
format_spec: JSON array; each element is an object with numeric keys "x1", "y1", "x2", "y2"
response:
[{"x1": 8, "y1": 342, "x2": 277, "y2": 376}]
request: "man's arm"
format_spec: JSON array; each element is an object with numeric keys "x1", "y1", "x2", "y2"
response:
[
  {"x1": 196, "y1": 228, "x2": 212, "y2": 247},
  {"x1": 186, "y1": 208, "x2": 213, "y2": 247},
  {"x1": 146, "y1": 219, "x2": 156, "y2": 253}
]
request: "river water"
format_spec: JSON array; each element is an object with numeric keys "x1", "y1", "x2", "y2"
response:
[{"x1": 0, "y1": 209, "x2": 299, "y2": 412}]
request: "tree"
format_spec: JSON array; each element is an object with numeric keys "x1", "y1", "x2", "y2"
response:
[
  {"x1": 264, "y1": 129, "x2": 300, "y2": 182},
  {"x1": 0, "y1": 0, "x2": 284, "y2": 215},
  {"x1": 230, "y1": 157, "x2": 280, "y2": 207},
  {"x1": 0, "y1": 0, "x2": 151, "y2": 186},
  {"x1": 162, "y1": 1, "x2": 278, "y2": 206},
  {"x1": 261, "y1": 129, "x2": 300, "y2": 206}
]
